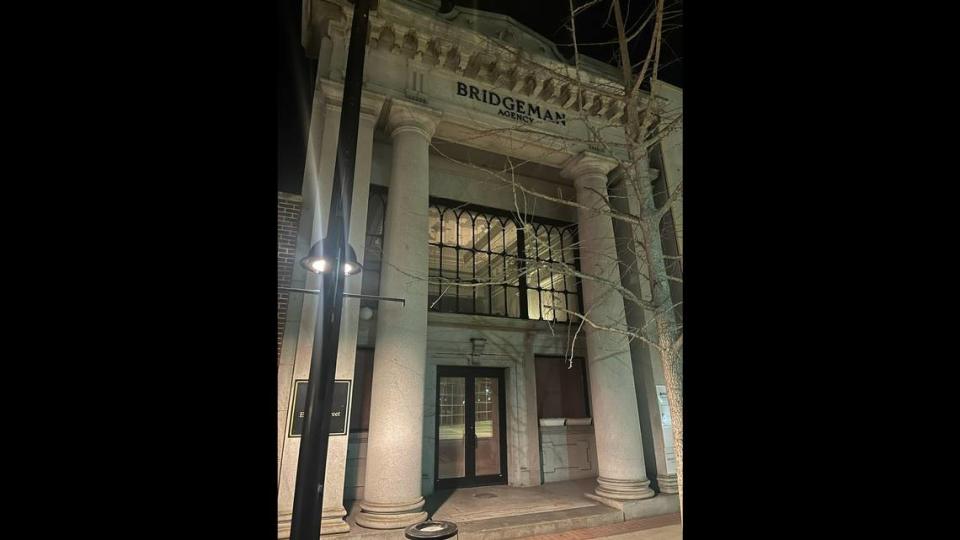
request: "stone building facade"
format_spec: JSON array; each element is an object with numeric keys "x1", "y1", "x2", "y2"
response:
[{"x1": 277, "y1": 1, "x2": 682, "y2": 536}]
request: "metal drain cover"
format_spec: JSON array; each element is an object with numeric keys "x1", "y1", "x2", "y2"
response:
[{"x1": 474, "y1": 492, "x2": 498, "y2": 499}]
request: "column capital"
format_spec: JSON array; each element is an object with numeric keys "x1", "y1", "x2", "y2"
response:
[
  {"x1": 608, "y1": 166, "x2": 629, "y2": 187},
  {"x1": 560, "y1": 151, "x2": 620, "y2": 183},
  {"x1": 317, "y1": 78, "x2": 387, "y2": 121},
  {"x1": 386, "y1": 99, "x2": 442, "y2": 140},
  {"x1": 609, "y1": 165, "x2": 660, "y2": 188}
]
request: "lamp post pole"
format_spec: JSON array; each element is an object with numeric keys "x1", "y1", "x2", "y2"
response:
[{"x1": 290, "y1": 1, "x2": 372, "y2": 539}]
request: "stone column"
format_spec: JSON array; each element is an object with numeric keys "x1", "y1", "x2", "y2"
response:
[
  {"x1": 277, "y1": 85, "x2": 336, "y2": 540},
  {"x1": 319, "y1": 88, "x2": 386, "y2": 534},
  {"x1": 276, "y1": 85, "x2": 385, "y2": 538},
  {"x1": 560, "y1": 152, "x2": 656, "y2": 504},
  {"x1": 608, "y1": 165, "x2": 679, "y2": 495},
  {"x1": 356, "y1": 100, "x2": 441, "y2": 530}
]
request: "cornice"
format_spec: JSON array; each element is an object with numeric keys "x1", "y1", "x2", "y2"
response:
[{"x1": 323, "y1": 1, "x2": 666, "y2": 125}]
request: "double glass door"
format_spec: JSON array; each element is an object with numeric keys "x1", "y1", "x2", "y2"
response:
[{"x1": 435, "y1": 366, "x2": 507, "y2": 489}]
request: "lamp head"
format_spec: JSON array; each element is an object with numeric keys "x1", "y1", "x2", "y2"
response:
[{"x1": 300, "y1": 240, "x2": 363, "y2": 276}]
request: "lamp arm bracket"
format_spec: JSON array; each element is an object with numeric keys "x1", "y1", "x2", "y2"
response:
[{"x1": 278, "y1": 287, "x2": 405, "y2": 305}]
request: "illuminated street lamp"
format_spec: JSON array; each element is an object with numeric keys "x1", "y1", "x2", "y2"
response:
[{"x1": 301, "y1": 239, "x2": 363, "y2": 276}]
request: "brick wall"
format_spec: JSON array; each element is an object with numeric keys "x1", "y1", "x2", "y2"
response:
[{"x1": 278, "y1": 192, "x2": 303, "y2": 363}]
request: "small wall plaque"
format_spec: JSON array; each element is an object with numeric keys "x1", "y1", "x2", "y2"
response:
[{"x1": 288, "y1": 379, "x2": 352, "y2": 437}]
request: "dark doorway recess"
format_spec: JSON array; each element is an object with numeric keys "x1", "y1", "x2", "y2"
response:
[{"x1": 435, "y1": 366, "x2": 508, "y2": 489}]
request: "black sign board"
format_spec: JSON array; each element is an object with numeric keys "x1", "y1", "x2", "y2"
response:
[
  {"x1": 328, "y1": 380, "x2": 350, "y2": 435},
  {"x1": 288, "y1": 379, "x2": 351, "y2": 437}
]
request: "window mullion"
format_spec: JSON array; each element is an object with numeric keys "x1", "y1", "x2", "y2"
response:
[
  {"x1": 487, "y1": 228, "x2": 493, "y2": 316},
  {"x1": 516, "y1": 225, "x2": 528, "y2": 319},
  {"x1": 455, "y1": 210, "x2": 461, "y2": 314}
]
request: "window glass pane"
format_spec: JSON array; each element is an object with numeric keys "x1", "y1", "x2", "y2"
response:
[
  {"x1": 565, "y1": 272, "x2": 578, "y2": 293},
  {"x1": 562, "y1": 229, "x2": 577, "y2": 264},
  {"x1": 532, "y1": 262, "x2": 546, "y2": 293},
  {"x1": 428, "y1": 207, "x2": 441, "y2": 244},
  {"x1": 475, "y1": 284, "x2": 490, "y2": 314},
  {"x1": 457, "y1": 285, "x2": 474, "y2": 313},
  {"x1": 567, "y1": 293, "x2": 580, "y2": 315},
  {"x1": 527, "y1": 289, "x2": 541, "y2": 320},
  {"x1": 524, "y1": 227, "x2": 536, "y2": 263},
  {"x1": 475, "y1": 251, "x2": 490, "y2": 282},
  {"x1": 428, "y1": 245, "x2": 441, "y2": 277},
  {"x1": 429, "y1": 281, "x2": 440, "y2": 308},
  {"x1": 440, "y1": 282, "x2": 457, "y2": 312},
  {"x1": 459, "y1": 249, "x2": 474, "y2": 283},
  {"x1": 438, "y1": 376, "x2": 466, "y2": 479},
  {"x1": 474, "y1": 216, "x2": 489, "y2": 252},
  {"x1": 506, "y1": 256, "x2": 519, "y2": 286},
  {"x1": 549, "y1": 228, "x2": 563, "y2": 263},
  {"x1": 441, "y1": 247, "x2": 457, "y2": 279},
  {"x1": 536, "y1": 227, "x2": 550, "y2": 260},
  {"x1": 490, "y1": 219, "x2": 504, "y2": 253},
  {"x1": 551, "y1": 272, "x2": 567, "y2": 292},
  {"x1": 491, "y1": 285, "x2": 506, "y2": 316},
  {"x1": 474, "y1": 377, "x2": 501, "y2": 476},
  {"x1": 504, "y1": 222, "x2": 518, "y2": 256},
  {"x1": 442, "y1": 210, "x2": 458, "y2": 246},
  {"x1": 506, "y1": 286, "x2": 521, "y2": 318},
  {"x1": 490, "y1": 253, "x2": 505, "y2": 284},
  {"x1": 541, "y1": 291, "x2": 554, "y2": 321},
  {"x1": 458, "y1": 213, "x2": 474, "y2": 250},
  {"x1": 553, "y1": 292, "x2": 568, "y2": 322},
  {"x1": 539, "y1": 269, "x2": 554, "y2": 291}
]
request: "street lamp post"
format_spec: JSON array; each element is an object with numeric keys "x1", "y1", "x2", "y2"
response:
[{"x1": 289, "y1": 1, "x2": 372, "y2": 539}]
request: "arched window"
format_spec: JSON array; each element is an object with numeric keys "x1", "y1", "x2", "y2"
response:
[{"x1": 427, "y1": 199, "x2": 581, "y2": 321}]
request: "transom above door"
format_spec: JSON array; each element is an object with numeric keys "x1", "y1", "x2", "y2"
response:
[{"x1": 435, "y1": 366, "x2": 508, "y2": 490}]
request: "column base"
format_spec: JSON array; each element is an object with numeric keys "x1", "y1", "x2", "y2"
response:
[
  {"x1": 584, "y1": 492, "x2": 680, "y2": 520},
  {"x1": 594, "y1": 476, "x2": 656, "y2": 500},
  {"x1": 657, "y1": 474, "x2": 679, "y2": 494},
  {"x1": 276, "y1": 507, "x2": 351, "y2": 538},
  {"x1": 355, "y1": 497, "x2": 427, "y2": 530},
  {"x1": 277, "y1": 513, "x2": 291, "y2": 539},
  {"x1": 320, "y1": 505, "x2": 350, "y2": 535}
]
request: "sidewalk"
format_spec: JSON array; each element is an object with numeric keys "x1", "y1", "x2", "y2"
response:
[{"x1": 524, "y1": 513, "x2": 681, "y2": 540}]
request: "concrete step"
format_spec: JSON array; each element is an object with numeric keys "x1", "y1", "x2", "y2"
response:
[{"x1": 454, "y1": 504, "x2": 624, "y2": 540}]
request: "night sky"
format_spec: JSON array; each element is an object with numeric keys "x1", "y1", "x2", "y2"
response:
[{"x1": 278, "y1": 0, "x2": 683, "y2": 194}]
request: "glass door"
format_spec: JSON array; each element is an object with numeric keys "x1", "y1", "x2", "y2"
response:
[{"x1": 435, "y1": 366, "x2": 507, "y2": 489}]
